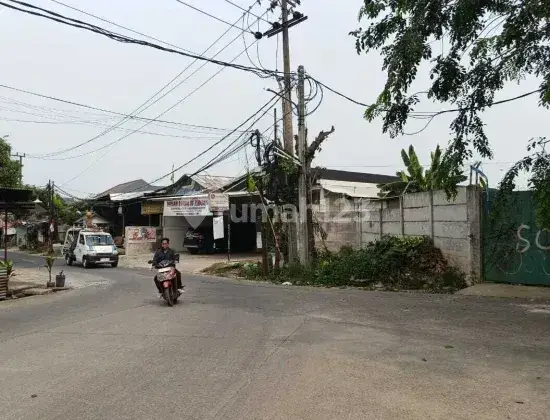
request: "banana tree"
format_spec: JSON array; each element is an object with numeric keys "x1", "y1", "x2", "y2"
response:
[{"x1": 379, "y1": 144, "x2": 467, "y2": 199}]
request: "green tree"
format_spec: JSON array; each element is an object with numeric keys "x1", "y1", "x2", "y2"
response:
[
  {"x1": 379, "y1": 145, "x2": 467, "y2": 197},
  {"x1": 351, "y1": 1, "x2": 549, "y2": 222},
  {"x1": 26, "y1": 185, "x2": 84, "y2": 225},
  {"x1": 0, "y1": 137, "x2": 22, "y2": 187}
]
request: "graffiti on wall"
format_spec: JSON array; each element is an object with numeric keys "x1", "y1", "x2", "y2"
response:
[
  {"x1": 491, "y1": 222, "x2": 550, "y2": 281},
  {"x1": 126, "y1": 227, "x2": 158, "y2": 243},
  {"x1": 483, "y1": 190, "x2": 550, "y2": 286}
]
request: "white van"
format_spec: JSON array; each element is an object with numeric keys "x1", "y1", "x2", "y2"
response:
[{"x1": 64, "y1": 228, "x2": 119, "y2": 268}]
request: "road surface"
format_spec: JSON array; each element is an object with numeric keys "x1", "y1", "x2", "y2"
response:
[{"x1": 1, "y1": 253, "x2": 549, "y2": 419}]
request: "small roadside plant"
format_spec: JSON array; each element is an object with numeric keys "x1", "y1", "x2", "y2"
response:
[
  {"x1": 0, "y1": 259, "x2": 14, "y2": 279},
  {"x1": 43, "y1": 255, "x2": 55, "y2": 287}
]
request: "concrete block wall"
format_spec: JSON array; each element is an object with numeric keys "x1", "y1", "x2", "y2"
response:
[
  {"x1": 316, "y1": 195, "x2": 361, "y2": 251},
  {"x1": 316, "y1": 186, "x2": 482, "y2": 280}
]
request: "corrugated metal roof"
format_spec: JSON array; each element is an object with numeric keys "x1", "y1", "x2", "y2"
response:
[
  {"x1": 319, "y1": 179, "x2": 381, "y2": 198},
  {"x1": 109, "y1": 191, "x2": 155, "y2": 202},
  {"x1": 170, "y1": 174, "x2": 234, "y2": 196},
  {"x1": 191, "y1": 174, "x2": 234, "y2": 191}
]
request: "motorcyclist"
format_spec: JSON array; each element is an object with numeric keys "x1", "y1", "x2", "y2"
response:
[{"x1": 152, "y1": 237, "x2": 184, "y2": 298}]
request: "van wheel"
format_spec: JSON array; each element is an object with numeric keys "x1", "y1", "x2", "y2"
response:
[
  {"x1": 111, "y1": 261, "x2": 118, "y2": 268},
  {"x1": 82, "y1": 257, "x2": 90, "y2": 269}
]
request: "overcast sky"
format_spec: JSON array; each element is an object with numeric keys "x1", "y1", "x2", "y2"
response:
[{"x1": 0, "y1": 0, "x2": 545, "y2": 196}]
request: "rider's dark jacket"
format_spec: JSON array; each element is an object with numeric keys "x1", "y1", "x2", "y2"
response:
[{"x1": 152, "y1": 248, "x2": 176, "y2": 266}]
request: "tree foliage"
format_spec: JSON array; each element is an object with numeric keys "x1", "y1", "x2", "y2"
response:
[
  {"x1": 351, "y1": 0, "x2": 550, "y2": 223},
  {"x1": 0, "y1": 137, "x2": 22, "y2": 188},
  {"x1": 379, "y1": 144, "x2": 467, "y2": 198}
]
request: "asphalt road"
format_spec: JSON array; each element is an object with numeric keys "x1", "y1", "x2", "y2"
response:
[{"x1": 1, "y1": 253, "x2": 549, "y2": 419}]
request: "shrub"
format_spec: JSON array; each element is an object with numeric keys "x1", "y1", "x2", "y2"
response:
[
  {"x1": 201, "y1": 236, "x2": 467, "y2": 293},
  {"x1": 0, "y1": 259, "x2": 14, "y2": 278},
  {"x1": 279, "y1": 236, "x2": 466, "y2": 292}
]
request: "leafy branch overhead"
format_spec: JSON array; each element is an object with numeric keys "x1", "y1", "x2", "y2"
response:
[
  {"x1": 351, "y1": 0, "x2": 550, "y2": 166},
  {"x1": 378, "y1": 145, "x2": 467, "y2": 199}
]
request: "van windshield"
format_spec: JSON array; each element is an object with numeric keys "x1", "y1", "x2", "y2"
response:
[{"x1": 86, "y1": 235, "x2": 114, "y2": 246}]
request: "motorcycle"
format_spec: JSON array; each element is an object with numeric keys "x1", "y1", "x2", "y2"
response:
[{"x1": 148, "y1": 258, "x2": 181, "y2": 306}]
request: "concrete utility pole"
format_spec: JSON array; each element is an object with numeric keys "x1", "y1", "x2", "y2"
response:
[
  {"x1": 297, "y1": 65, "x2": 309, "y2": 265},
  {"x1": 11, "y1": 152, "x2": 25, "y2": 184},
  {"x1": 281, "y1": 0, "x2": 294, "y2": 154},
  {"x1": 280, "y1": 0, "x2": 298, "y2": 263}
]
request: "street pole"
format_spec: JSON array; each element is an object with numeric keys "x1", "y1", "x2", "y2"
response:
[
  {"x1": 280, "y1": 0, "x2": 298, "y2": 264},
  {"x1": 11, "y1": 153, "x2": 25, "y2": 184},
  {"x1": 281, "y1": 0, "x2": 294, "y2": 155},
  {"x1": 49, "y1": 180, "x2": 54, "y2": 252},
  {"x1": 297, "y1": 65, "x2": 309, "y2": 265}
]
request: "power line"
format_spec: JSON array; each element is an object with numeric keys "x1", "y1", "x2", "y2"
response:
[
  {"x1": 45, "y1": 40, "x2": 262, "y2": 162},
  {"x1": 1, "y1": 0, "x2": 282, "y2": 78},
  {"x1": 174, "y1": 0, "x2": 257, "y2": 35},
  {"x1": 46, "y1": 0, "x2": 194, "y2": 54},
  {"x1": 307, "y1": 74, "x2": 543, "y2": 119},
  {"x1": 402, "y1": 89, "x2": 544, "y2": 135},
  {"x1": 29, "y1": 4, "x2": 267, "y2": 159},
  {"x1": 223, "y1": 0, "x2": 271, "y2": 24},
  {"x1": 64, "y1": 92, "x2": 282, "y2": 191},
  {"x1": 0, "y1": 84, "x2": 244, "y2": 132},
  {"x1": 58, "y1": 41, "x2": 268, "y2": 184},
  {"x1": 0, "y1": 115, "x2": 230, "y2": 141}
]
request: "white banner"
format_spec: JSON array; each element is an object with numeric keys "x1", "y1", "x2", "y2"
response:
[
  {"x1": 163, "y1": 198, "x2": 212, "y2": 217},
  {"x1": 213, "y1": 216, "x2": 224, "y2": 240}
]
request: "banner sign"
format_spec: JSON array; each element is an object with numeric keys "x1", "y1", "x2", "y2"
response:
[
  {"x1": 164, "y1": 198, "x2": 211, "y2": 217},
  {"x1": 209, "y1": 192, "x2": 229, "y2": 212},
  {"x1": 141, "y1": 201, "x2": 164, "y2": 215},
  {"x1": 126, "y1": 227, "x2": 158, "y2": 243}
]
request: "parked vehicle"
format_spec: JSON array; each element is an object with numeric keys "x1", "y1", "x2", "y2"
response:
[
  {"x1": 64, "y1": 228, "x2": 119, "y2": 268},
  {"x1": 148, "y1": 258, "x2": 181, "y2": 306},
  {"x1": 183, "y1": 227, "x2": 226, "y2": 254}
]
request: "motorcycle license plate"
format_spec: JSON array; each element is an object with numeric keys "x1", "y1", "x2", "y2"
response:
[
  {"x1": 162, "y1": 281, "x2": 172, "y2": 288},
  {"x1": 100, "y1": 258, "x2": 110, "y2": 262}
]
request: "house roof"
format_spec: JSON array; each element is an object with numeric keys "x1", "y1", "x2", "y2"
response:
[
  {"x1": 319, "y1": 180, "x2": 381, "y2": 198},
  {"x1": 313, "y1": 168, "x2": 398, "y2": 184},
  {"x1": 191, "y1": 174, "x2": 234, "y2": 191},
  {"x1": 151, "y1": 173, "x2": 235, "y2": 197},
  {"x1": 94, "y1": 179, "x2": 164, "y2": 201},
  {"x1": 95, "y1": 179, "x2": 158, "y2": 198}
]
